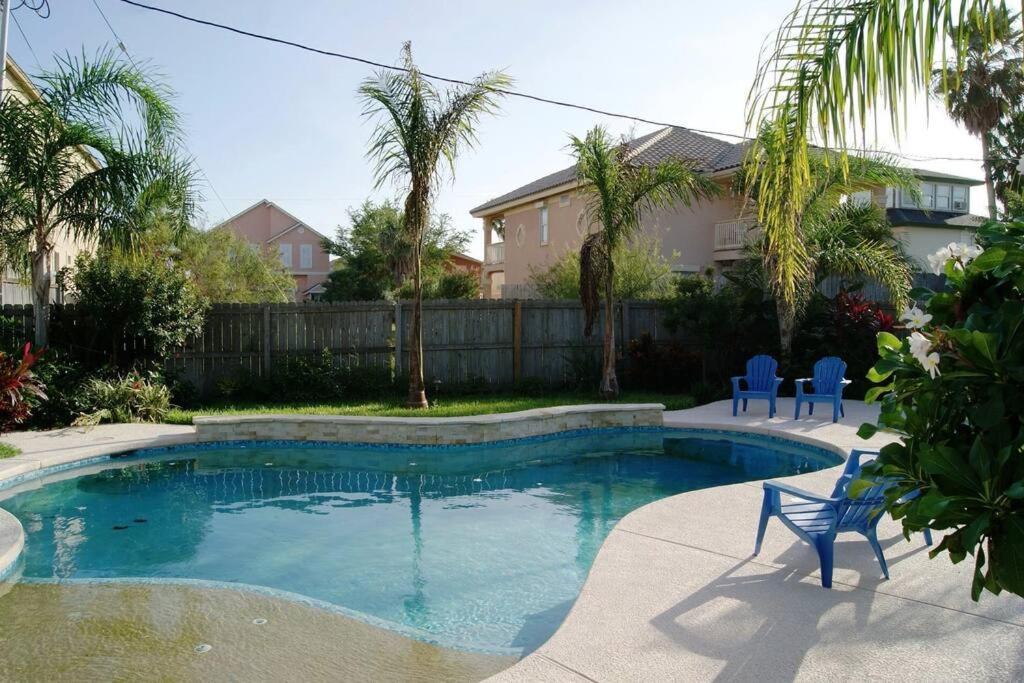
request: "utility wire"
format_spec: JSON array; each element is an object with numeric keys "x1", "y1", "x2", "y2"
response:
[
  {"x1": 10, "y1": 11, "x2": 41, "y2": 69},
  {"x1": 93, "y1": 0, "x2": 234, "y2": 221},
  {"x1": 115, "y1": 0, "x2": 1010, "y2": 166}
]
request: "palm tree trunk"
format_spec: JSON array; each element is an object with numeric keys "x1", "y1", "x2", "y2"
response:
[
  {"x1": 776, "y1": 297, "x2": 795, "y2": 358},
  {"x1": 982, "y1": 133, "x2": 997, "y2": 220},
  {"x1": 30, "y1": 232, "x2": 50, "y2": 348},
  {"x1": 406, "y1": 245, "x2": 428, "y2": 408},
  {"x1": 598, "y1": 267, "x2": 619, "y2": 399}
]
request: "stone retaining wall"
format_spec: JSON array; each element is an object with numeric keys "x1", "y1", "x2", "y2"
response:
[{"x1": 193, "y1": 404, "x2": 665, "y2": 445}]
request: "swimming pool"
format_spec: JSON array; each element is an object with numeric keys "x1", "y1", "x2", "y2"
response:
[{"x1": 0, "y1": 428, "x2": 840, "y2": 655}]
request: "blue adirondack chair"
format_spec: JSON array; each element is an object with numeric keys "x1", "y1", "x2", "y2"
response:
[
  {"x1": 794, "y1": 356, "x2": 851, "y2": 422},
  {"x1": 731, "y1": 355, "x2": 783, "y2": 418},
  {"x1": 754, "y1": 449, "x2": 933, "y2": 588}
]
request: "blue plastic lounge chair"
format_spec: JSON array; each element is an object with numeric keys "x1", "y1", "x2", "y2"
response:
[
  {"x1": 731, "y1": 355, "x2": 783, "y2": 418},
  {"x1": 754, "y1": 449, "x2": 933, "y2": 588},
  {"x1": 794, "y1": 356, "x2": 851, "y2": 422}
]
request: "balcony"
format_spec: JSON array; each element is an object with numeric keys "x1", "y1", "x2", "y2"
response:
[
  {"x1": 486, "y1": 241, "x2": 505, "y2": 265},
  {"x1": 714, "y1": 219, "x2": 757, "y2": 253}
]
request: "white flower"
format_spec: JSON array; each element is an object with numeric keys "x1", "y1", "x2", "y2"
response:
[
  {"x1": 908, "y1": 331, "x2": 932, "y2": 361},
  {"x1": 928, "y1": 241, "x2": 984, "y2": 274},
  {"x1": 900, "y1": 306, "x2": 933, "y2": 329},
  {"x1": 920, "y1": 352, "x2": 941, "y2": 379}
]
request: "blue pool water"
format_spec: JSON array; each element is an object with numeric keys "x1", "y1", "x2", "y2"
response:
[{"x1": 0, "y1": 428, "x2": 839, "y2": 654}]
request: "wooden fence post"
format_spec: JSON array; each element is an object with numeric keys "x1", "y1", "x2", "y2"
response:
[
  {"x1": 262, "y1": 305, "x2": 272, "y2": 377},
  {"x1": 512, "y1": 300, "x2": 522, "y2": 383},
  {"x1": 394, "y1": 301, "x2": 403, "y2": 380}
]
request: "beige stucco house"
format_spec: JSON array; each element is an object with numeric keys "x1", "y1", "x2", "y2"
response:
[
  {"x1": 470, "y1": 126, "x2": 985, "y2": 298},
  {"x1": 215, "y1": 200, "x2": 332, "y2": 302},
  {"x1": 1, "y1": 56, "x2": 99, "y2": 305}
]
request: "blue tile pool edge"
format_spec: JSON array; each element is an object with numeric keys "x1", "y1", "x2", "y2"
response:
[{"x1": 0, "y1": 426, "x2": 845, "y2": 495}]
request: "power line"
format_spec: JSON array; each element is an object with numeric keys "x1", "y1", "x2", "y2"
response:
[
  {"x1": 114, "y1": 0, "x2": 1008, "y2": 166},
  {"x1": 10, "y1": 11, "x2": 41, "y2": 68},
  {"x1": 92, "y1": 0, "x2": 234, "y2": 220}
]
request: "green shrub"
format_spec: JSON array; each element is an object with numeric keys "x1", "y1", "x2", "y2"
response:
[
  {"x1": 625, "y1": 334, "x2": 701, "y2": 392},
  {"x1": 860, "y1": 222, "x2": 1024, "y2": 600},
  {"x1": 73, "y1": 373, "x2": 172, "y2": 425},
  {"x1": 62, "y1": 250, "x2": 208, "y2": 368},
  {"x1": 529, "y1": 234, "x2": 678, "y2": 300}
]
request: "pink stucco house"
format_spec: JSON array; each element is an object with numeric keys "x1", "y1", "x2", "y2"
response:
[
  {"x1": 215, "y1": 200, "x2": 332, "y2": 302},
  {"x1": 471, "y1": 126, "x2": 985, "y2": 299}
]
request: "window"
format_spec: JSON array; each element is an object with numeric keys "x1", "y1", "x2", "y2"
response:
[
  {"x1": 920, "y1": 183, "x2": 935, "y2": 209},
  {"x1": 278, "y1": 243, "x2": 293, "y2": 268},
  {"x1": 559, "y1": 194, "x2": 570, "y2": 207},
  {"x1": 885, "y1": 187, "x2": 895, "y2": 208},
  {"x1": 851, "y1": 190, "x2": 872, "y2": 207},
  {"x1": 934, "y1": 184, "x2": 951, "y2": 210},
  {"x1": 952, "y1": 185, "x2": 968, "y2": 211},
  {"x1": 300, "y1": 244, "x2": 313, "y2": 269},
  {"x1": 539, "y1": 206, "x2": 549, "y2": 245}
]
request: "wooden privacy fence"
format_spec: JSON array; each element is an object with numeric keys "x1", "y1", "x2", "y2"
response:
[{"x1": 0, "y1": 300, "x2": 685, "y2": 394}]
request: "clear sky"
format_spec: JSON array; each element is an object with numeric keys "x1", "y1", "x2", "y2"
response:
[{"x1": 6, "y1": 0, "x2": 990, "y2": 257}]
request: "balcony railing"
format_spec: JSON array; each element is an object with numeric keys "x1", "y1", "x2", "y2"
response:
[
  {"x1": 714, "y1": 219, "x2": 757, "y2": 251},
  {"x1": 486, "y1": 241, "x2": 505, "y2": 265}
]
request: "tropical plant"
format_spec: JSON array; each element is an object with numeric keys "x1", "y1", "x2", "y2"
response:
[
  {"x1": 736, "y1": 127, "x2": 916, "y2": 351},
  {"x1": 62, "y1": 250, "x2": 208, "y2": 367},
  {"x1": 932, "y1": 5, "x2": 1023, "y2": 219},
  {"x1": 321, "y1": 200, "x2": 471, "y2": 302},
  {"x1": 358, "y1": 43, "x2": 509, "y2": 406},
  {"x1": 0, "y1": 343, "x2": 46, "y2": 433},
  {"x1": 529, "y1": 234, "x2": 679, "y2": 300},
  {"x1": 73, "y1": 372, "x2": 171, "y2": 426},
  {"x1": 570, "y1": 126, "x2": 720, "y2": 398},
  {"x1": 168, "y1": 225, "x2": 294, "y2": 303},
  {"x1": 859, "y1": 221, "x2": 1024, "y2": 599},
  {"x1": 989, "y1": 108, "x2": 1024, "y2": 217},
  {"x1": 744, "y1": 0, "x2": 999, "y2": 366},
  {"x1": 425, "y1": 270, "x2": 479, "y2": 300},
  {"x1": 0, "y1": 49, "x2": 197, "y2": 347}
]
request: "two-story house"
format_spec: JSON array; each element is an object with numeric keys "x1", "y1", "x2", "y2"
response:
[
  {"x1": 1, "y1": 56, "x2": 99, "y2": 305},
  {"x1": 215, "y1": 200, "x2": 332, "y2": 302},
  {"x1": 470, "y1": 126, "x2": 985, "y2": 298}
]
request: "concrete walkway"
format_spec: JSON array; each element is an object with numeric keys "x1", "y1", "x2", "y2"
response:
[
  {"x1": 492, "y1": 399, "x2": 1024, "y2": 682},
  {"x1": 0, "y1": 423, "x2": 198, "y2": 481}
]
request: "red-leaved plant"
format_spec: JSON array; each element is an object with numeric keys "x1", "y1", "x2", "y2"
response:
[{"x1": 0, "y1": 343, "x2": 46, "y2": 433}]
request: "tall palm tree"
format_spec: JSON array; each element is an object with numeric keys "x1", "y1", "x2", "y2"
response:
[
  {"x1": 571, "y1": 126, "x2": 720, "y2": 398},
  {"x1": 0, "y1": 49, "x2": 195, "y2": 347},
  {"x1": 933, "y1": 5, "x2": 1024, "y2": 219},
  {"x1": 744, "y1": 0, "x2": 998, "y2": 348},
  {"x1": 359, "y1": 43, "x2": 510, "y2": 408},
  {"x1": 736, "y1": 133, "x2": 917, "y2": 351}
]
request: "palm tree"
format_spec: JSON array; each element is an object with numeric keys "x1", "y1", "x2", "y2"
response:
[
  {"x1": 0, "y1": 49, "x2": 195, "y2": 347},
  {"x1": 359, "y1": 43, "x2": 510, "y2": 408},
  {"x1": 571, "y1": 126, "x2": 720, "y2": 398},
  {"x1": 933, "y1": 5, "x2": 1024, "y2": 219},
  {"x1": 736, "y1": 135, "x2": 917, "y2": 351},
  {"x1": 744, "y1": 0, "x2": 998, "y2": 348}
]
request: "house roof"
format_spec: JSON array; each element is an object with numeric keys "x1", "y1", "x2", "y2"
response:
[
  {"x1": 469, "y1": 126, "x2": 986, "y2": 217},
  {"x1": 909, "y1": 168, "x2": 984, "y2": 186},
  {"x1": 886, "y1": 208, "x2": 987, "y2": 229},
  {"x1": 469, "y1": 126, "x2": 743, "y2": 215},
  {"x1": 215, "y1": 199, "x2": 329, "y2": 242}
]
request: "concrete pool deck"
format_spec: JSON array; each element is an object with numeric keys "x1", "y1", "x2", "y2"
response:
[{"x1": 491, "y1": 399, "x2": 1024, "y2": 681}]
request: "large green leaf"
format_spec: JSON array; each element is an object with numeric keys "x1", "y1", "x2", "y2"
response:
[{"x1": 991, "y1": 514, "x2": 1024, "y2": 597}]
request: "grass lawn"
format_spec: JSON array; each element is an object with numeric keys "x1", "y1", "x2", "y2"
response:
[
  {"x1": 0, "y1": 443, "x2": 21, "y2": 459},
  {"x1": 166, "y1": 391, "x2": 694, "y2": 426}
]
